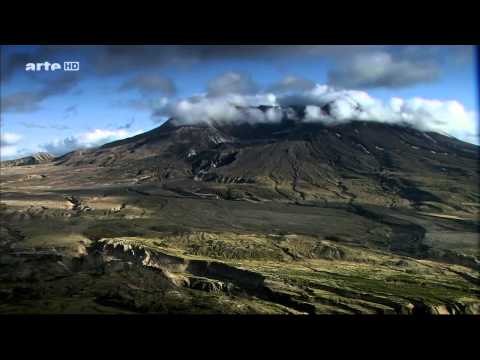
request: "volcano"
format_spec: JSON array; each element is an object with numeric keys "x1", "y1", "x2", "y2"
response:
[
  {"x1": 1, "y1": 105, "x2": 479, "y2": 315},
  {"x1": 55, "y1": 105, "x2": 478, "y2": 213}
]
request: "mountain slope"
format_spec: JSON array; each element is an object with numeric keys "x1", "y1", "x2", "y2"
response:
[{"x1": 54, "y1": 108, "x2": 478, "y2": 213}]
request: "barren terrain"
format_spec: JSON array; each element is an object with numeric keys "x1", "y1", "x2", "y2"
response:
[{"x1": 1, "y1": 154, "x2": 478, "y2": 314}]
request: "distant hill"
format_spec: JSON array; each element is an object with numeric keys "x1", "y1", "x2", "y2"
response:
[{"x1": 1, "y1": 152, "x2": 55, "y2": 167}]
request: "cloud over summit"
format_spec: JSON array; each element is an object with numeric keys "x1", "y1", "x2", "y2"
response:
[
  {"x1": 1, "y1": 45, "x2": 476, "y2": 160},
  {"x1": 153, "y1": 83, "x2": 477, "y2": 144}
]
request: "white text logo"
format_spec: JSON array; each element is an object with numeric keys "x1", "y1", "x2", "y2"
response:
[{"x1": 25, "y1": 62, "x2": 80, "y2": 72}]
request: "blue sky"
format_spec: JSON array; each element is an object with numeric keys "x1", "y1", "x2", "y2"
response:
[{"x1": 0, "y1": 45, "x2": 478, "y2": 160}]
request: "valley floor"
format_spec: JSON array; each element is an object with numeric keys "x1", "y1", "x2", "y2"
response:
[{"x1": 0, "y1": 164, "x2": 478, "y2": 314}]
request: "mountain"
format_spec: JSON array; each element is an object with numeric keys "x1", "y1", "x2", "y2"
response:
[
  {"x1": 1, "y1": 152, "x2": 55, "y2": 167},
  {"x1": 56, "y1": 106, "x2": 478, "y2": 214},
  {"x1": 1, "y1": 105, "x2": 479, "y2": 314}
]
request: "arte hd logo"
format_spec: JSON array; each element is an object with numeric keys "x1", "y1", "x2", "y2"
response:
[{"x1": 25, "y1": 61, "x2": 80, "y2": 72}]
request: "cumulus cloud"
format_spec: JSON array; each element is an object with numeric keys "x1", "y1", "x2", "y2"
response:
[
  {"x1": 41, "y1": 128, "x2": 143, "y2": 156},
  {"x1": 119, "y1": 74, "x2": 176, "y2": 96},
  {"x1": 328, "y1": 51, "x2": 440, "y2": 89},
  {"x1": 268, "y1": 75, "x2": 316, "y2": 93},
  {"x1": 153, "y1": 83, "x2": 477, "y2": 144},
  {"x1": 282, "y1": 86, "x2": 477, "y2": 142},
  {"x1": 387, "y1": 97, "x2": 478, "y2": 141},
  {"x1": 153, "y1": 93, "x2": 278, "y2": 125},
  {"x1": 207, "y1": 72, "x2": 259, "y2": 97}
]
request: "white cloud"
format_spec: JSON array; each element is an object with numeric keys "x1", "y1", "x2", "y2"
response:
[
  {"x1": 388, "y1": 97, "x2": 478, "y2": 141},
  {"x1": 156, "y1": 93, "x2": 278, "y2": 125},
  {"x1": 282, "y1": 86, "x2": 478, "y2": 143},
  {"x1": 156, "y1": 84, "x2": 477, "y2": 144},
  {"x1": 41, "y1": 128, "x2": 143, "y2": 156}
]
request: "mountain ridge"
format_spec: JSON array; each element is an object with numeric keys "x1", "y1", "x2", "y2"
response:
[{"x1": 43, "y1": 108, "x2": 478, "y2": 215}]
